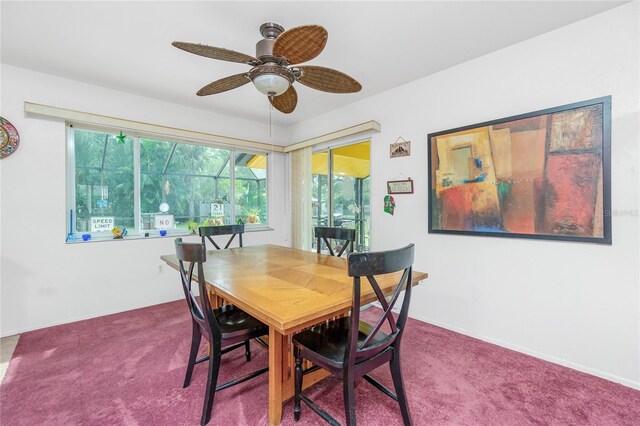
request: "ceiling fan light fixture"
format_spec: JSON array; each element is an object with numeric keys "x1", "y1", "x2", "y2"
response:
[
  {"x1": 252, "y1": 73, "x2": 290, "y2": 96},
  {"x1": 248, "y1": 65, "x2": 295, "y2": 97}
]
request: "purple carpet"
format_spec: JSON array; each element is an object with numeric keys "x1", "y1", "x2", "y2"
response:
[{"x1": 1, "y1": 300, "x2": 639, "y2": 425}]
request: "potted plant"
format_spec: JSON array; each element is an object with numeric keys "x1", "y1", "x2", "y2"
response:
[
  {"x1": 187, "y1": 221, "x2": 199, "y2": 234},
  {"x1": 203, "y1": 216, "x2": 224, "y2": 226},
  {"x1": 247, "y1": 208, "x2": 261, "y2": 224}
]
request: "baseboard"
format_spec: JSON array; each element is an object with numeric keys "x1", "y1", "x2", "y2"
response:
[
  {"x1": 407, "y1": 311, "x2": 640, "y2": 391},
  {"x1": 0, "y1": 298, "x2": 183, "y2": 338}
]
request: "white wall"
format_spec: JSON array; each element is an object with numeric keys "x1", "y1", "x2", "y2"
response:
[
  {"x1": 0, "y1": 65, "x2": 289, "y2": 337},
  {"x1": 287, "y1": 3, "x2": 640, "y2": 388}
]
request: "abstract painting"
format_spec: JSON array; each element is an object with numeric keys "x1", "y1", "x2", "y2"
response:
[{"x1": 428, "y1": 96, "x2": 611, "y2": 244}]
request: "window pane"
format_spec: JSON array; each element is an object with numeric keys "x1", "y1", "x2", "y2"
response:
[
  {"x1": 331, "y1": 142, "x2": 370, "y2": 252},
  {"x1": 235, "y1": 153, "x2": 267, "y2": 225},
  {"x1": 140, "y1": 139, "x2": 232, "y2": 230},
  {"x1": 166, "y1": 143, "x2": 229, "y2": 175},
  {"x1": 74, "y1": 129, "x2": 134, "y2": 233}
]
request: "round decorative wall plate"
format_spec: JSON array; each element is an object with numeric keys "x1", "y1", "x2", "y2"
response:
[{"x1": 1, "y1": 116, "x2": 20, "y2": 159}]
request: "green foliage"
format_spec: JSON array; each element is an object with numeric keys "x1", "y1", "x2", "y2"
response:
[
  {"x1": 187, "y1": 221, "x2": 199, "y2": 233},
  {"x1": 73, "y1": 129, "x2": 267, "y2": 232},
  {"x1": 74, "y1": 130, "x2": 134, "y2": 231}
]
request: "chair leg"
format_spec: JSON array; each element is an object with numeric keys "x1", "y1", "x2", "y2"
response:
[
  {"x1": 245, "y1": 340, "x2": 251, "y2": 362},
  {"x1": 184, "y1": 323, "x2": 202, "y2": 388},
  {"x1": 343, "y1": 372, "x2": 356, "y2": 426},
  {"x1": 294, "y1": 353, "x2": 303, "y2": 421},
  {"x1": 390, "y1": 352, "x2": 412, "y2": 426},
  {"x1": 200, "y1": 351, "x2": 221, "y2": 426}
]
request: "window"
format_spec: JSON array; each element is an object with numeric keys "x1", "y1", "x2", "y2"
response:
[{"x1": 68, "y1": 126, "x2": 269, "y2": 238}]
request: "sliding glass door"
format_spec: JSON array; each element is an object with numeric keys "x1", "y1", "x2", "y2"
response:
[{"x1": 312, "y1": 141, "x2": 370, "y2": 252}]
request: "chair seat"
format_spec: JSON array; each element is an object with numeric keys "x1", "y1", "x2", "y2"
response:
[
  {"x1": 215, "y1": 304, "x2": 267, "y2": 341},
  {"x1": 293, "y1": 317, "x2": 388, "y2": 370}
]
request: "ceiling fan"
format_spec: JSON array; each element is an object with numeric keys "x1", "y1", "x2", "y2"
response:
[{"x1": 172, "y1": 23, "x2": 362, "y2": 114}]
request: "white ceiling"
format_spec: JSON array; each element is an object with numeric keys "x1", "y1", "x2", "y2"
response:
[{"x1": 1, "y1": 1, "x2": 625, "y2": 127}]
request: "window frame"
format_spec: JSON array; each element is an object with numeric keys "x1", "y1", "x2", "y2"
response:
[{"x1": 66, "y1": 123, "x2": 271, "y2": 240}]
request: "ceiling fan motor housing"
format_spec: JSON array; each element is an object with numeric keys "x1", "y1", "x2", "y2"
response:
[
  {"x1": 256, "y1": 22, "x2": 286, "y2": 62},
  {"x1": 256, "y1": 38, "x2": 276, "y2": 60}
]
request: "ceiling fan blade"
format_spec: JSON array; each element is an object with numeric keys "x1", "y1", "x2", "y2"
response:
[
  {"x1": 197, "y1": 73, "x2": 250, "y2": 96},
  {"x1": 273, "y1": 25, "x2": 328, "y2": 65},
  {"x1": 297, "y1": 66, "x2": 362, "y2": 93},
  {"x1": 172, "y1": 41, "x2": 259, "y2": 65},
  {"x1": 269, "y1": 86, "x2": 298, "y2": 114}
]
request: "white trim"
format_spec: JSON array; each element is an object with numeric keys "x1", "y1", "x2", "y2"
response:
[
  {"x1": 26, "y1": 102, "x2": 380, "y2": 153},
  {"x1": 230, "y1": 152, "x2": 236, "y2": 223},
  {"x1": 65, "y1": 125, "x2": 76, "y2": 237},
  {"x1": 25, "y1": 102, "x2": 285, "y2": 153},
  {"x1": 133, "y1": 136, "x2": 141, "y2": 232},
  {"x1": 407, "y1": 310, "x2": 640, "y2": 390},
  {"x1": 284, "y1": 120, "x2": 381, "y2": 152}
]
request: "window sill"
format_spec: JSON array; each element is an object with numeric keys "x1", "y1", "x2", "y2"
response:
[
  {"x1": 65, "y1": 226, "x2": 273, "y2": 244},
  {"x1": 65, "y1": 230, "x2": 193, "y2": 244}
]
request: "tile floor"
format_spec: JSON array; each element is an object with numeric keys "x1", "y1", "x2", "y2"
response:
[{"x1": 0, "y1": 335, "x2": 20, "y2": 382}]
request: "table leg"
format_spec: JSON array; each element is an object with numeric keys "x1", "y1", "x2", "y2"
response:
[{"x1": 268, "y1": 328, "x2": 284, "y2": 426}]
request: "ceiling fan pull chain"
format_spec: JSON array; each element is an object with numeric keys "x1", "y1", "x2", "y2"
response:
[{"x1": 269, "y1": 96, "x2": 274, "y2": 141}]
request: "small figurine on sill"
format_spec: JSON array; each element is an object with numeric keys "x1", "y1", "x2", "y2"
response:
[{"x1": 111, "y1": 226, "x2": 127, "y2": 239}]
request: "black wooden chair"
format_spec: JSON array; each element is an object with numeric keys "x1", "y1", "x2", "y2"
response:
[
  {"x1": 199, "y1": 224, "x2": 244, "y2": 250},
  {"x1": 175, "y1": 238, "x2": 268, "y2": 425},
  {"x1": 293, "y1": 244, "x2": 415, "y2": 426},
  {"x1": 315, "y1": 226, "x2": 356, "y2": 257}
]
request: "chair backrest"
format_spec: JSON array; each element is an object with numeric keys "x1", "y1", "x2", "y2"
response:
[
  {"x1": 174, "y1": 238, "x2": 221, "y2": 341},
  {"x1": 315, "y1": 226, "x2": 356, "y2": 257},
  {"x1": 346, "y1": 244, "x2": 414, "y2": 363},
  {"x1": 199, "y1": 224, "x2": 244, "y2": 250}
]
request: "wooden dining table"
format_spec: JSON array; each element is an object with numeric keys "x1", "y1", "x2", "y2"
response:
[{"x1": 161, "y1": 244, "x2": 428, "y2": 425}]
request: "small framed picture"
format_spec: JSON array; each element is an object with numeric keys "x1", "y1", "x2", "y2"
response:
[
  {"x1": 390, "y1": 140, "x2": 411, "y2": 158},
  {"x1": 387, "y1": 179, "x2": 414, "y2": 194}
]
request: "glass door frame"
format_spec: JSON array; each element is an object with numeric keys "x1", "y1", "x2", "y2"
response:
[{"x1": 311, "y1": 138, "x2": 371, "y2": 252}]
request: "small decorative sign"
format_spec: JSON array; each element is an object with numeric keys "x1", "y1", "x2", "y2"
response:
[
  {"x1": 210, "y1": 203, "x2": 225, "y2": 216},
  {"x1": 91, "y1": 216, "x2": 114, "y2": 232},
  {"x1": 390, "y1": 138, "x2": 411, "y2": 158},
  {"x1": 155, "y1": 215, "x2": 174, "y2": 229},
  {"x1": 387, "y1": 179, "x2": 414, "y2": 194}
]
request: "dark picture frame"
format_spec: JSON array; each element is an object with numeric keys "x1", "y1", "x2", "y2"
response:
[
  {"x1": 390, "y1": 140, "x2": 411, "y2": 158},
  {"x1": 428, "y1": 96, "x2": 611, "y2": 244},
  {"x1": 387, "y1": 179, "x2": 414, "y2": 194}
]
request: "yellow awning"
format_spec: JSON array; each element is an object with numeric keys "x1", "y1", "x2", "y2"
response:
[
  {"x1": 247, "y1": 142, "x2": 370, "y2": 178},
  {"x1": 246, "y1": 154, "x2": 267, "y2": 169},
  {"x1": 312, "y1": 141, "x2": 370, "y2": 178}
]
